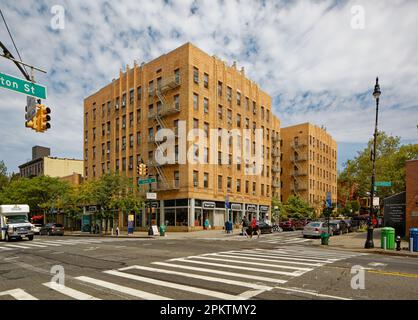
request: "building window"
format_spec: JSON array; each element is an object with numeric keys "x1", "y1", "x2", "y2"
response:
[
  {"x1": 129, "y1": 112, "x2": 134, "y2": 127},
  {"x1": 193, "y1": 171, "x2": 199, "y2": 187},
  {"x1": 227, "y1": 177, "x2": 232, "y2": 191},
  {"x1": 116, "y1": 159, "x2": 120, "y2": 171},
  {"x1": 122, "y1": 136, "x2": 126, "y2": 150},
  {"x1": 203, "y1": 173, "x2": 209, "y2": 188},
  {"x1": 174, "y1": 171, "x2": 179, "y2": 188},
  {"x1": 137, "y1": 132, "x2": 141, "y2": 146},
  {"x1": 237, "y1": 91, "x2": 241, "y2": 106},
  {"x1": 174, "y1": 120, "x2": 179, "y2": 136},
  {"x1": 204, "y1": 147, "x2": 209, "y2": 164},
  {"x1": 129, "y1": 134, "x2": 134, "y2": 148},
  {"x1": 203, "y1": 98, "x2": 209, "y2": 113},
  {"x1": 218, "y1": 151, "x2": 222, "y2": 165},
  {"x1": 253, "y1": 182, "x2": 256, "y2": 195},
  {"x1": 174, "y1": 69, "x2": 180, "y2": 84},
  {"x1": 137, "y1": 86, "x2": 142, "y2": 101},
  {"x1": 193, "y1": 93, "x2": 199, "y2": 110},
  {"x1": 137, "y1": 108, "x2": 141, "y2": 123},
  {"x1": 129, "y1": 89, "x2": 134, "y2": 105},
  {"x1": 129, "y1": 156, "x2": 133, "y2": 170},
  {"x1": 193, "y1": 118, "x2": 199, "y2": 129},
  {"x1": 149, "y1": 80, "x2": 154, "y2": 96},
  {"x1": 227, "y1": 109, "x2": 232, "y2": 124},
  {"x1": 204, "y1": 122, "x2": 209, "y2": 137},
  {"x1": 122, "y1": 158, "x2": 126, "y2": 170},
  {"x1": 236, "y1": 114, "x2": 241, "y2": 127},
  {"x1": 203, "y1": 73, "x2": 209, "y2": 88},
  {"x1": 226, "y1": 86, "x2": 232, "y2": 101},
  {"x1": 193, "y1": 67, "x2": 199, "y2": 84},
  {"x1": 218, "y1": 81, "x2": 222, "y2": 96},
  {"x1": 148, "y1": 127, "x2": 154, "y2": 141},
  {"x1": 107, "y1": 101, "x2": 111, "y2": 113},
  {"x1": 237, "y1": 179, "x2": 241, "y2": 192},
  {"x1": 261, "y1": 106, "x2": 265, "y2": 119},
  {"x1": 218, "y1": 105, "x2": 223, "y2": 119},
  {"x1": 174, "y1": 94, "x2": 180, "y2": 110},
  {"x1": 245, "y1": 181, "x2": 249, "y2": 193},
  {"x1": 115, "y1": 97, "x2": 119, "y2": 110},
  {"x1": 218, "y1": 175, "x2": 222, "y2": 190},
  {"x1": 122, "y1": 115, "x2": 126, "y2": 129},
  {"x1": 148, "y1": 104, "x2": 153, "y2": 116},
  {"x1": 245, "y1": 118, "x2": 249, "y2": 129},
  {"x1": 101, "y1": 124, "x2": 105, "y2": 136}
]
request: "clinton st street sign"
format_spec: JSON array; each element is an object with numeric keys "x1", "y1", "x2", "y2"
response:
[{"x1": 0, "y1": 72, "x2": 47, "y2": 99}]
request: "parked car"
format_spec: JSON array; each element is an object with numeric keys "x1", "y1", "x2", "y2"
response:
[
  {"x1": 32, "y1": 224, "x2": 42, "y2": 235},
  {"x1": 302, "y1": 221, "x2": 330, "y2": 238},
  {"x1": 257, "y1": 220, "x2": 273, "y2": 234},
  {"x1": 279, "y1": 219, "x2": 306, "y2": 231},
  {"x1": 39, "y1": 223, "x2": 64, "y2": 236},
  {"x1": 328, "y1": 220, "x2": 344, "y2": 235}
]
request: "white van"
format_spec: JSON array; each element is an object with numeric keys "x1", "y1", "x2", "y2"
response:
[{"x1": 0, "y1": 204, "x2": 35, "y2": 241}]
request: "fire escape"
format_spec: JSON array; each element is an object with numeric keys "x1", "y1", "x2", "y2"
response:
[
  {"x1": 291, "y1": 140, "x2": 308, "y2": 194},
  {"x1": 147, "y1": 74, "x2": 181, "y2": 191}
]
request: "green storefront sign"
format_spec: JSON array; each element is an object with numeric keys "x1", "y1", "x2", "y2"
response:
[{"x1": 0, "y1": 72, "x2": 47, "y2": 99}]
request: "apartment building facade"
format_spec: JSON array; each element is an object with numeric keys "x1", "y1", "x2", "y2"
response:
[
  {"x1": 84, "y1": 42, "x2": 281, "y2": 231},
  {"x1": 280, "y1": 123, "x2": 337, "y2": 213}
]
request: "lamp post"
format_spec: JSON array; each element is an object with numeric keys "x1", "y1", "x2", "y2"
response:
[{"x1": 365, "y1": 77, "x2": 381, "y2": 249}]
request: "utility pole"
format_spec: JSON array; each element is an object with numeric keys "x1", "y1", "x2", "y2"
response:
[{"x1": 365, "y1": 77, "x2": 381, "y2": 249}]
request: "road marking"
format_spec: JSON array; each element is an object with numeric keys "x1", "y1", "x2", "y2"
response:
[
  {"x1": 120, "y1": 265, "x2": 273, "y2": 291},
  {"x1": 83, "y1": 247, "x2": 99, "y2": 251},
  {"x1": 0, "y1": 288, "x2": 38, "y2": 300},
  {"x1": 367, "y1": 269, "x2": 418, "y2": 279},
  {"x1": 368, "y1": 262, "x2": 387, "y2": 267},
  {"x1": 152, "y1": 262, "x2": 287, "y2": 284},
  {"x1": 273, "y1": 286, "x2": 351, "y2": 300},
  {"x1": 169, "y1": 257, "x2": 304, "y2": 276},
  {"x1": 18, "y1": 243, "x2": 47, "y2": 248},
  {"x1": 189, "y1": 255, "x2": 313, "y2": 272},
  {"x1": 33, "y1": 241, "x2": 62, "y2": 246},
  {"x1": 75, "y1": 276, "x2": 171, "y2": 300},
  {"x1": 255, "y1": 248, "x2": 345, "y2": 260},
  {"x1": 227, "y1": 250, "x2": 334, "y2": 263},
  {"x1": 274, "y1": 248, "x2": 362, "y2": 258},
  {"x1": 4, "y1": 256, "x2": 19, "y2": 261},
  {"x1": 3, "y1": 244, "x2": 32, "y2": 249},
  {"x1": 238, "y1": 289, "x2": 268, "y2": 299},
  {"x1": 207, "y1": 253, "x2": 322, "y2": 267},
  {"x1": 0, "y1": 246, "x2": 13, "y2": 251},
  {"x1": 43, "y1": 282, "x2": 101, "y2": 300},
  {"x1": 104, "y1": 269, "x2": 245, "y2": 300}
]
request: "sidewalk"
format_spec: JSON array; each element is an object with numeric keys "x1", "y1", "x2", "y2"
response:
[
  {"x1": 64, "y1": 228, "x2": 243, "y2": 240},
  {"x1": 312, "y1": 229, "x2": 418, "y2": 258}
]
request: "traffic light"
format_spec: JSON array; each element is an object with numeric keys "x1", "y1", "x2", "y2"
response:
[
  {"x1": 137, "y1": 163, "x2": 148, "y2": 176},
  {"x1": 36, "y1": 104, "x2": 51, "y2": 132},
  {"x1": 25, "y1": 114, "x2": 39, "y2": 131}
]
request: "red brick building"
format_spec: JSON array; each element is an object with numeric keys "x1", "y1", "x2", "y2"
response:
[{"x1": 406, "y1": 159, "x2": 418, "y2": 237}]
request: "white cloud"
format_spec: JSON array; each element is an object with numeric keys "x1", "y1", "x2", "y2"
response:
[{"x1": 0, "y1": 0, "x2": 417, "y2": 173}]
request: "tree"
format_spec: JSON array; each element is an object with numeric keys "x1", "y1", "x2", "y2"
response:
[
  {"x1": 0, "y1": 161, "x2": 8, "y2": 191},
  {"x1": 280, "y1": 195, "x2": 315, "y2": 220},
  {"x1": 338, "y1": 132, "x2": 418, "y2": 200}
]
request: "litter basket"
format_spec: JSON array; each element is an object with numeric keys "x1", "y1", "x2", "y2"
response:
[
  {"x1": 381, "y1": 227, "x2": 395, "y2": 250},
  {"x1": 159, "y1": 225, "x2": 166, "y2": 237},
  {"x1": 321, "y1": 233, "x2": 330, "y2": 245},
  {"x1": 410, "y1": 228, "x2": 418, "y2": 252}
]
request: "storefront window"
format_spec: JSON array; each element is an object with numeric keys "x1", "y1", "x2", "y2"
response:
[
  {"x1": 165, "y1": 209, "x2": 175, "y2": 226},
  {"x1": 194, "y1": 208, "x2": 203, "y2": 226},
  {"x1": 176, "y1": 208, "x2": 188, "y2": 226}
]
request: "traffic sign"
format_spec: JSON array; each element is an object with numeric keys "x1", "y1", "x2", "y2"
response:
[
  {"x1": 25, "y1": 96, "x2": 37, "y2": 120},
  {"x1": 0, "y1": 72, "x2": 47, "y2": 99},
  {"x1": 138, "y1": 177, "x2": 156, "y2": 185},
  {"x1": 146, "y1": 192, "x2": 157, "y2": 200},
  {"x1": 374, "y1": 181, "x2": 392, "y2": 187}
]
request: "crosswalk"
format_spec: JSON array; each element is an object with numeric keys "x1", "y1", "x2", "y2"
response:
[
  {"x1": 201, "y1": 232, "x2": 313, "y2": 245},
  {"x1": 0, "y1": 237, "x2": 146, "y2": 252},
  {"x1": 0, "y1": 246, "x2": 366, "y2": 300}
]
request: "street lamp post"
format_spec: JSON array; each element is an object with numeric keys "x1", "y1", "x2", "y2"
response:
[{"x1": 365, "y1": 77, "x2": 381, "y2": 249}]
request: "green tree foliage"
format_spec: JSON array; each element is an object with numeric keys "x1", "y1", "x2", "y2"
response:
[
  {"x1": 338, "y1": 132, "x2": 418, "y2": 200},
  {"x1": 0, "y1": 176, "x2": 70, "y2": 212},
  {"x1": 0, "y1": 160, "x2": 8, "y2": 191},
  {"x1": 278, "y1": 195, "x2": 314, "y2": 220}
]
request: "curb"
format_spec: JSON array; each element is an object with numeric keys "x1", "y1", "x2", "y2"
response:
[
  {"x1": 311, "y1": 243, "x2": 418, "y2": 258},
  {"x1": 64, "y1": 233, "x2": 154, "y2": 239}
]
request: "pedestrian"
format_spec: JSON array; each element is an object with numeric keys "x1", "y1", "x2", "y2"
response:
[
  {"x1": 204, "y1": 218, "x2": 210, "y2": 230},
  {"x1": 116, "y1": 226, "x2": 120, "y2": 236},
  {"x1": 242, "y1": 216, "x2": 249, "y2": 238},
  {"x1": 250, "y1": 217, "x2": 260, "y2": 239}
]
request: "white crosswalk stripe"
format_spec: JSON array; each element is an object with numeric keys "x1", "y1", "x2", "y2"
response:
[
  {"x1": 201, "y1": 233, "x2": 314, "y2": 245},
  {"x1": 0, "y1": 246, "x2": 366, "y2": 300}
]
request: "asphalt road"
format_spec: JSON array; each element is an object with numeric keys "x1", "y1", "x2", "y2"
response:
[{"x1": 0, "y1": 232, "x2": 417, "y2": 300}]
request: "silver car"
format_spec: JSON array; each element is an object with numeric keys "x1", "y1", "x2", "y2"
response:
[{"x1": 302, "y1": 221, "x2": 332, "y2": 238}]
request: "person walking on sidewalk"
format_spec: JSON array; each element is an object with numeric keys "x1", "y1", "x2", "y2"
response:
[
  {"x1": 242, "y1": 216, "x2": 249, "y2": 238},
  {"x1": 249, "y1": 217, "x2": 260, "y2": 239}
]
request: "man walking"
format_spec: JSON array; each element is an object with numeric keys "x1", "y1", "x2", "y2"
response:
[{"x1": 242, "y1": 215, "x2": 249, "y2": 237}]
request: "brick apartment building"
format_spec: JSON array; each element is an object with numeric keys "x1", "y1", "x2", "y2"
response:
[
  {"x1": 280, "y1": 123, "x2": 338, "y2": 213},
  {"x1": 406, "y1": 159, "x2": 418, "y2": 236},
  {"x1": 84, "y1": 42, "x2": 281, "y2": 231}
]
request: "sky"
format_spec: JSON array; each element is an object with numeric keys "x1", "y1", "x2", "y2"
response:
[{"x1": 0, "y1": 0, "x2": 417, "y2": 174}]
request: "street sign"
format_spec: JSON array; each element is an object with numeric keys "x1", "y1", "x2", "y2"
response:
[
  {"x1": 138, "y1": 177, "x2": 156, "y2": 185},
  {"x1": 374, "y1": 181, "x2": 392, "y2": 187},
  {"x1": 0, "y1": 72, "x2": 47, "y2": 99},
  {"x1": 326, "y1": 192, "x2": 332, "y2": 208},
  {"x1": 25, "y1": 96, "x2": 37, "y2": 120},
  {"x1": 146, "y1": 192, "x2": 157, "y2": 200}
]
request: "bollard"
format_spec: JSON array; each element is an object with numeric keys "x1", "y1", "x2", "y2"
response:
[
  {"x1": 383, "y1": 237, "x2": 387, "y2": 251},
  {"x1": 411, "y1": 237, "x2": 414, "y2": 253},
  {"x1": 395, "y1": 236, "x2": 401, "y2": 251}
]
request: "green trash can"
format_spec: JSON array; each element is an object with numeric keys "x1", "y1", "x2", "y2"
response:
[
  {"x1": 159, "y1": 225, "x2": 166, "y2": 237},
  {"x1": 321, "y1": 233, "x2": 330, "y2": 245},
  {"x1": 381, "y1": 227, "x2": 395, "y2": 250}
]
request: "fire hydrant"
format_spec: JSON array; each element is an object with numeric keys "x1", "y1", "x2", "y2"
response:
[{"x1": 395, "y1": 235, "x2": 401, "y2": 251}]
